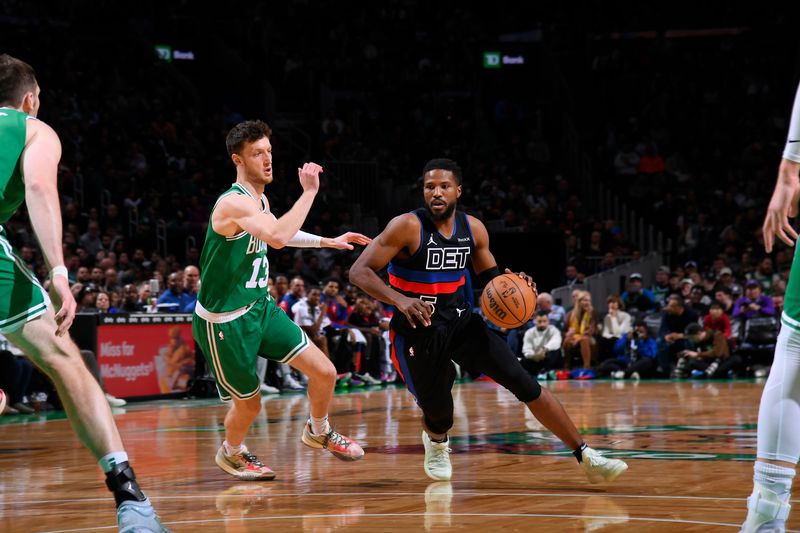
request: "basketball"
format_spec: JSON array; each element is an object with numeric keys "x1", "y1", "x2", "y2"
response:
[{"x1": 480, "y1": 273, "x2": 537, "y2": 328}]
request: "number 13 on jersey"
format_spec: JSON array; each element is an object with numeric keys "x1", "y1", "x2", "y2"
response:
[{"x1": 246, "y1": 256, "x2": 269, "y2": 289}]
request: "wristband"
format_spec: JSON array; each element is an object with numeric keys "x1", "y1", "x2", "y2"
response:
[
  {"x1": 50, "y1": 265, "x2": 69, "y2": 280},
  {"x1": 287, "y1": 230, "x2": 322, "y2": 248},
  {"x1": 477, "y1": 266, "x2": 501, "y2": 288}
]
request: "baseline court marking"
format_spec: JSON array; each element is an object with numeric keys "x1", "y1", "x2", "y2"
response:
[
  {"x1": 40, "y1": 512, "x2": 763, "y2": 532},
  {"x1": 7, "y1": 491, "x2": 797, "y2": 507}
]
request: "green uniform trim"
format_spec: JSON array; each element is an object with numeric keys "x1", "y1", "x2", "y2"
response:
[
  {"x1": 0, "y1": 232, "x2": 48, "y2": 333},
  {"x1": 781, "y1": 312, "x2": 800, "y2": 333}
]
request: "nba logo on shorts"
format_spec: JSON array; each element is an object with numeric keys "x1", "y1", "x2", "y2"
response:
[
  {"x1": 219, "y1": 331, "x2": 224, "y2": 341},
  {"x1": 409, "y1": 346, "x2": 415, "y2": 357}
]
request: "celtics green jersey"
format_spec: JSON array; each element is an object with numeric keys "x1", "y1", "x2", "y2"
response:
[
  {"x1": 197, "y1": 183, "x2": 270, "y2": 313},
  {"x1": 0, "y1": 108, "x2": 30, "y2": 224},
  {"x1": 782, "y1": 247, "x2": 800, "y2": 330}
]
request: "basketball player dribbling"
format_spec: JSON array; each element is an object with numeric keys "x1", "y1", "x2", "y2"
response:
[
  {"x1": 740, "y1": 81, "x2": 800, "y2": 533},
  {"x1": 192, "y1": 120, "x2": 371, "y2": 480},
  {"x1": 349, "y1": 158, "x2": 628, "y2": 482},
  {"x1": 0, "y1": 54, "x2": 169, "y2": 532}
]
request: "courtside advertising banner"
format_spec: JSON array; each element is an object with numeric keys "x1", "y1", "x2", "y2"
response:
[{"x1": 96, "y1": 321, "x2": 195, "y2": 398}]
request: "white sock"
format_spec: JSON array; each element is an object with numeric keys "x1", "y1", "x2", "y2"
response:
[
  {"x1": 754, "y1": 461, "x2": 795, "y2": 502},
  {"x1": 223, "y1": 440, "x2": 245, "y2": 456},
  {"x1": 99, "y1": 451, "x2": 129, "y2": 473},
  {"x1": 310, "y1": 415, "x2": 329, "y2": 435}
]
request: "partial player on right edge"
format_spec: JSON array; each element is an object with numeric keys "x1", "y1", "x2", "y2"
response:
[
  {"x1": 740, "y1": 81, "x2": 800, "y2": 533},
  {"x1": 350, "y1": 158, "x2": 628, "y2": 483}
]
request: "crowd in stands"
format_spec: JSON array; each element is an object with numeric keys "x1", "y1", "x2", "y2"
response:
[
  {"x1": 0, "y1": 5, "x2": 795, "y2": 414},
  {"x1": 1, "y1": 2, "x2": 646, "y2": 299},
  {"x1": 507, "y1": 260, "x2": 782, "y2": 383}
]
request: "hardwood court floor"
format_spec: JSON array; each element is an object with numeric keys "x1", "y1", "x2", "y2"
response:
[{"x1": 0, "y1": 379, "x2": 796, "y2": 532}]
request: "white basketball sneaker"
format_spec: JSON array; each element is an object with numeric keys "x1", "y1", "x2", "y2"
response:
[
  {"x1": 740, "y1": 484, "x2": 791, "y2": 533},
  {"x1": 422, "y1": 431, "x2": 452, "y2": 481},
  {"x1": 117, "y1": 497, "x2": 172, "y2": 533},
  {"x1": 581, "y1": 446, "x2": 628, "y2": 483}
]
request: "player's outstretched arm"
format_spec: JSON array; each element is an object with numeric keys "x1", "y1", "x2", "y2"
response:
[
  {"x1": 22, "y1": 121, "x2": 75, "y2": 335},
  {"x1": 320, "y1": 232, "x2": 372, "y2": 250},
  {"x1": 349, "y1": 214, "x2": 432, "y2": 328},
  {"x1": 284, "y1": 229, "x2": 372, "y2": 250},
  {"x1": 213, "y1": 163, "x2": 322, "y2": 247}
]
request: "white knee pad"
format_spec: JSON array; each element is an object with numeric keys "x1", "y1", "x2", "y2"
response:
[{"x1": 757, "y1": 325, "x2": 800, "y2": 464}]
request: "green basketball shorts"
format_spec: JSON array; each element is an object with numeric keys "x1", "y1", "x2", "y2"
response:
[
  {"x1": 0, "y1": 229, "x2": 47, "y2": 333},
  {"x1": 193, "y1": 294, "x2": 310, "y2": 401}
]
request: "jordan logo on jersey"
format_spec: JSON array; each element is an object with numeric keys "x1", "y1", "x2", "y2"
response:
[
  {"x1": 427, "y1": 235, "x2": 437, "y2": 246},
  {"x1": 426, "y1": 247, "x2": 470, "y2": 270}
]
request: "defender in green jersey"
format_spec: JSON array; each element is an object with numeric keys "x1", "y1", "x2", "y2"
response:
[
  {"x1": 0, "y1": 55, "x2": 168, "y2": 532},
  {"x1": 193, "y1": 120, "x2": 370, "y2": 480}
]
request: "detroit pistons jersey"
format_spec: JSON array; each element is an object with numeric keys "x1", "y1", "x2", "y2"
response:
[{"x1": 388, "y1": 208, "x2": 474, "y2": 334}]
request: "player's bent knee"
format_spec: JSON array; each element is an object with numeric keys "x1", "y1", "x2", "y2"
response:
[
  {"x1": 305, "y1": 353, "x2": 336, "y2": 382},
  {"x1": 318, "y1": 359, "x2": 337, "y2": 382},
  {"x1": 27, "y1": 340, "x2": 84, "y2": 377},
  {"x1": 234, "y1": 396, "x2": 261, "y2": 416},
  {"x1": 513, "y1": 376, "x2": 542, "y2": 403}
]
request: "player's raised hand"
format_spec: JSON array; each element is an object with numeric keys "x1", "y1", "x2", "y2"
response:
[
  {"x1": 49, "y1": 276, "x2": 77, "y2": 336},
  {"x1": 323, "y1": 232, "x2": 372, "y2": 250},
  {"x1": 298, "y1": 162, "x2": 322, "y2": 194},
  {"x1": 763, "y1": 159, "x2": 800, "y2": 253}
]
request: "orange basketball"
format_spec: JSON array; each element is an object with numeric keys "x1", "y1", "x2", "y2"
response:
[{"x1": 480, "y1": 273, "x2": 537, "y2": 328}]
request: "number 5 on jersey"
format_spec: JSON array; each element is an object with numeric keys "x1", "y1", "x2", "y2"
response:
[{"x1": 420, "y1": 295, "x2": 437, "y2": 316}]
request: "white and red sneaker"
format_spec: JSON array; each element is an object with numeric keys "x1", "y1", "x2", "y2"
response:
[
  {"x1": 215, "y1": 445, "x2": 276, "y2": 480},
  {"x1": 301, "y1": 422, "x2": 365, "y2": 461}
]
